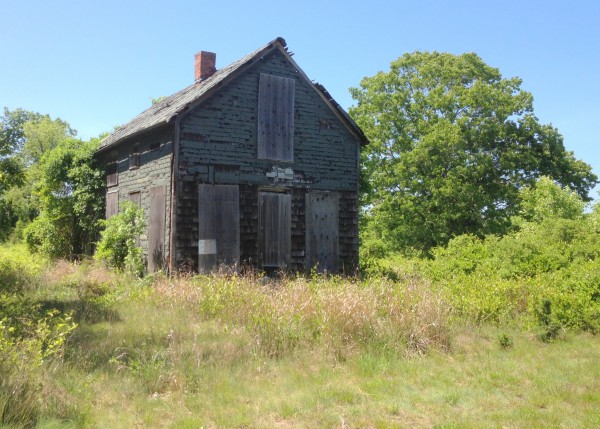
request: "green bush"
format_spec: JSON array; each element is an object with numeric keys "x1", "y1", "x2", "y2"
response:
[
  {"x1": 95, "y1": 201, "x2": 145, "y2": 277},
  {"x1": 0, "y1": 244, "x2": 46, "y2": 293},
  {"x1": 0, "y1": 295, "x2": 77, "y2": 427},
  {"x1": 23, "y1": 211, "x2": 74, "y2": 259}
]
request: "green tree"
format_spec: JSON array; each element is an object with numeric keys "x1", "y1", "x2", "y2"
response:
[
  {"x1": 350, "y1": 51, "x2": 597, "y2": 254},
  {"x1": 519, "y1": 176, "x2": 585, "y2": 223},
  {"x1": 23, "y1": 138, "x2": 104, "y2": 258},
  {"x1": 0, "y1": 109, "x2": 81, "y2": 242},
  {"x1": 22, "y1": 116, "x2": 75, "y2": 165}
]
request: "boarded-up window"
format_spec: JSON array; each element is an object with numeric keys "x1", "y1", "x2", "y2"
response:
[
  {"x1": 257, "y1": 73, "x2": 295, "y2": 162},
  {"x1": 129, "y1": 144, "x2": 140, "y2": 169},
  {"x1": 106, "y1": 150, "x2": 118, "y2": 187},
  {"x1": 198, "y1": 184, "x2": 240, "y2": 272},
  {"x1": 148, "y1": 186, "x2": 166, "y2": 273},
  {"x1": 128, "y1": 191, "x2": 141, "y2": 206},
  {"x1": 306, "y1": 192, "x2": 339, "y2": 273},
  {"x1": 259, "y1": 192, "x2": 291, "y2": 269},
  {"x1": 105, "y1": 190, "x2": 119, "y2": 219}
]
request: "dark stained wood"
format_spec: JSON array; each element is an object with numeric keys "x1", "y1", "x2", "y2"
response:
[
  {"x1": 106, "y1": 150, "x2": 118, "y2": 187},
  {"x1": 257, "y1": 73, "x2": 295, "y2": 162},
  {"x1": 259, "y1": 192, "x2": 291, "y2": 269},
  {"x1": 306, "y1": 192, "x2": 339, "y2": 273},
  {"x1": 128, "y1": 191, "x2": 141, "y2": 206},
  {"x1": 148, "y1": 186, "x2": 166, "y2": 272},
  {"x1": 128, "y1": 191, "x2": 142, "y2": 246},
  {"x1": 105, "y1": 190, "x2": 119, "y2": 219},
  {"x1": 198, "y1": 184, "x2": 240, "y2": 272}
]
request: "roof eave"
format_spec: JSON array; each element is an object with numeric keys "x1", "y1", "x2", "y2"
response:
[{"x1": 95, "y1": 120, "x2": 174, "y2": 155}]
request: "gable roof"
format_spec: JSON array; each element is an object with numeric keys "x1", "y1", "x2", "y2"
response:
[{"x1": 97, "y1": 37, "x2": 367, "y2": 153}]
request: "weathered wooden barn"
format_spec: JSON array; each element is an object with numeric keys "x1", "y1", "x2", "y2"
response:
[{"x1": 96, "y1": 37, "x2": 367, "y2": 274}]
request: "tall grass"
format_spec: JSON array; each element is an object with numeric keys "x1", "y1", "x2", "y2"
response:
[
  {"x1": 149, "y1": 273, "x2": 451, "y2": 358},
  {"x1": 3, "y1": 247, "x2": 600, "y2": 427}
]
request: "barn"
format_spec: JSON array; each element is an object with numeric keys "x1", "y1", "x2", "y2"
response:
[{"x1": 96, "y1": 37, "x2": 367, "y2": 274}]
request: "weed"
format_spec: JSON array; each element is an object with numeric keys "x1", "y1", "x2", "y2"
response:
[{"x1": 498, "y1": 333, "x2": 513, "y2": 349}]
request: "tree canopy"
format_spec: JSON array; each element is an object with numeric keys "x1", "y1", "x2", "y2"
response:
[
  {"x1": 0, "y1": 107, "x2": 104, "y2": 255},
  {"x1": 350, "y1": 51, "x2": 597, "y2": 254}
]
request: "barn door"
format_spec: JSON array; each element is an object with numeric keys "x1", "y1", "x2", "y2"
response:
[
  {"x1": 148, "y1": 186, "x2": 166, "y2": 273},
  {"x1": 198, "y1": 184, "x2": 240, "y2": 272},
  {"x1": 259, "y1": 192, "x2": 291, "y2": 270},
  {"x1": 306, "y1": 192, "x2": 339, "y2": 273}
]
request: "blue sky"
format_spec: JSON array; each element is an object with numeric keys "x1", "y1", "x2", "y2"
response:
[{"x1": 2, "y1": 0, "x2": 599, "y2": 195}]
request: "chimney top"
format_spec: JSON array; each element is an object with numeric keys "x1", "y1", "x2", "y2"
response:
[{"x1": 195, "y1": 51, "x2": 216, "y2": 82}]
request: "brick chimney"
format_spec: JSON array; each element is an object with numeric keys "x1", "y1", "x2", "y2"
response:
[{"x1": 195, "y1": 51, "x2": 216, "y2": 82}]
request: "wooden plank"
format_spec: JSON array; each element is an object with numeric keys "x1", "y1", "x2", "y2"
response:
[
  {"x1": 128, "y1": 192, "x2": 141, "y2": 246},
  {"x1": 215, "y1": 185, "x2": 240, "y2": 267},
  {"x1": 259, "y1": 192, "x2": 291, "y2": 269},
  {"x1": 198, "y1": 184, "x2": 216, "y2": 272},
  {"x1": 257, "y1": 74, "x2": 295, "y2": 161},
  {"x1": 105, "y1": 190, "x2": 118, "y2": 219},
  {"x1": 148, "y1": 186, "x2": 166, "y2": 273},
  {"x1": 128, "y1": 191, "x2": 141, "y2": 207},
  {"x1": 306, "y1": 192, "x2": 339, "y2": 273},
  {"x1": 106, "y1": 150, "x2": 118, "y2": 187},
  {"x1": 198, "y1": 184, "x2": 240, "y2": 272}
]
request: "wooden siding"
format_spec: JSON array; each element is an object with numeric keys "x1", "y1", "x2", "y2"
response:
[
  {"x1": 259, "y1": 192, "x2": 291, "y2": 269},
  {"x1": 306, "y1": 192, "x2": 339, "y2": 273},
  {"x1": 257, "y1": 74, "x2": 295, "y2": 161},
  {"x1": 174, "y1": 48, "x2": 360, "y2": 272},
  {"x1": 178, "y1": 48, "x2": 359, "y2": 191},
  {"x1": 148, "y1": 185, "x2": 166, "y2": 272},
  {"x1": 97, "y1": 127, "x2": 173, "y2": 270},
  {"x1": 198, "y1": 184, "x2": 240, "y2": 272},
  {"x1": 105, "y1": 190, "x2": 119, "y2": 218}
]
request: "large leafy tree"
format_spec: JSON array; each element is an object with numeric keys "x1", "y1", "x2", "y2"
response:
[
  {"x1": 350, "y1": 51, "x2": 597, "y2": 254},
  {"x1": 23, "y1": 137, "x2": 104, "y2": 257},
  {"x1": 0, "y1": 107, "x2": 104, "y2": 253}
]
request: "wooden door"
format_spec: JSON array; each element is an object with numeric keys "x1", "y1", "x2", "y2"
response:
[
  {"x1": 198, "y1": 184, "x2": 240, "y2": 272},
  {"x1": 306, "y1": 192, "x2": 339, "y2": 273},
  {"x1": 259, "y1": 192, "x2": 291, "y2": 270},
  {"x1": 148, "y1": 186, "x2": 166, "y2": 272}
]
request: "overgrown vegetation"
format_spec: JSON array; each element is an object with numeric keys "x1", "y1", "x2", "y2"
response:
[
  {"x1": 2, "y1": 50, "x2": 600, "y2": 427},
  {"x1": 1, "y1": 235, "x2": 600, "y2": 427},
  {"x1": 0, "y1": 108, "x2": 104, "y2": 257},
  {"x1": 351, "y1": 52, "x2": 597, "y2": 255},
  {"x1": 95, "y1": 201, "x2": 145, "y2": 277},
  {"x1": 363, "y1": 178, "x2": 600, "y2": 338}
]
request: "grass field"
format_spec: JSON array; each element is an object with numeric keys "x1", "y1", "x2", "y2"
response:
[{"x1": 2, "y1": 246, "x2": 600, "y2": 428}]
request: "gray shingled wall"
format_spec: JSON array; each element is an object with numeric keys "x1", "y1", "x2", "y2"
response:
[
  {"x1": 99, "y1": 126, "x2": 173, "y2": 270},
  {"x1": 176, "y1": 49, "x2": 359, "y2": 272}
]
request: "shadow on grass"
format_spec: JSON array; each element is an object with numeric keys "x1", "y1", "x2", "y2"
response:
[
  {"x1": 38, "y1": 299, "x2": 121, "y2": 324},
  {"x1": 36, "y1": 299, "x2": 124, "y2": 372}
]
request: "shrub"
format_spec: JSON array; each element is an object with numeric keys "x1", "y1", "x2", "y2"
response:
[
  {"x1": 95, "y1": 201, "x2": 145, "y2": 277},
  {"x1": 0, "y1": 244, "x2": 46, "y2": 293},
  {"x1": 0, "y1": 296, "x2": 77, "y2": 427}
]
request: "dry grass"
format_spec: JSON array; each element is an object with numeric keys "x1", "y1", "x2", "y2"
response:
[
  {"x1": 4, "y1": 253, "x2": 600, "y2": 428},
  {"x1": 148, "y1": 273, "x2": 452, "y2": 358}
]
